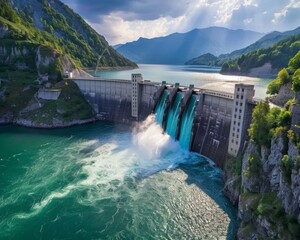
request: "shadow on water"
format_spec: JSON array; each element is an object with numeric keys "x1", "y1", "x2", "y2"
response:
[
  {"x1": 0, "y1": 121, "x2": 130, "y2": 140},
  {"x1": 181, "y1": 65, "x2": 221, "y2": 73},
  {"x1": 177, "y1": 157, "x2": 238, "y2": 240}
]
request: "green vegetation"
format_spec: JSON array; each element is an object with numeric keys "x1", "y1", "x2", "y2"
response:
[
  {"x1": 280, "y1": 155, "x2": 293, "y2": 184},
  {"x1": 23, "y1": 80, "x2": 94, "y2": 124},
  {"x1": 221, "y1": 34, "x2": 300, "y2": 74},
  {"x1": 220, "y1": 62, "x2": 239, "y2": 73},
  {"x1": 266, "y1": 50, "x2": 300, "y2": 98},
  {"x1": 288, "y1": 129, "x2": 300, "y2": 149},
  {"x1": 239, "y1": 192, "x2": 300, "y2": 239},
  {"x1": 0, "y1": 0, "x2": 135, "y2": 125},
  {"x1": 288, "y1": 50, "x2": 300, "y2": 72},
  {"x1": 232, "y1": 36, "x2": 300, "y2": 240},
  {"x1": 267, "y1": 68, "x2": 291, "y2": 94},
  {"x1": 56, "y1": 81, "x2": 93, "y2": 121},
  {"x1": 225, "y1": 155, "x2": 243, "y2": 176},
  {"x1": 0, "y1": 0, "x2": 136, "y2": 73},
  {"x1": 248, "y1": 101, "x2": 271, "y2": 146},
  {"x1": 243, "y1": 153, "x2": 261, "y2": 177},
  {"x1": 0, "y1": 70, "x2": 38, "y2": 115},
  {"x1": 248, "y1": 101, "x2": 291, "y2": 147},
  {"x1": 292, "y1": 69, "x2": 300, "y2": 92},
  {"x1": 255, "y1": 192, "x2": 283, "y2": 217},
  {"x1": 247, "y1": 49, "x2": 300, "y2": 148},
  {"x1": 184, "y1": 53, "x2": 218, "y2": 65}
]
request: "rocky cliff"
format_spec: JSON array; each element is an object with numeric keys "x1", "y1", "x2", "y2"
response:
[
  {"x1": 223, "y1": 48, "x2": 300, "y2": 239},
  {"x1": 224, "y1": 123, "x2": 300, "y2": 239}
]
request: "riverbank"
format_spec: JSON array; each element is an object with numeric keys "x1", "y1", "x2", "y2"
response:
[{"x1": 0, "y1": 112, "x2": 98, "y2": 128}]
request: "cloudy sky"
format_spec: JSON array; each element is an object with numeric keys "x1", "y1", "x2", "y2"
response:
[{"x1": 61, "y1": 0, "x2": 300, "y2": 45}]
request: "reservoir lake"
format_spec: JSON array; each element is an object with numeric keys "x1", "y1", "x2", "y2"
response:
[{"x1": 93, "y1": 64, "x2": 272, "y2": 99}]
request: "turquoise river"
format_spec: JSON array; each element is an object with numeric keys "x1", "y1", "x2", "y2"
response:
[{"x1": 1, "y1": 117, "x2": 237, "y2": 239}]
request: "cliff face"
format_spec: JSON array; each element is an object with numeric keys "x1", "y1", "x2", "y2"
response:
[
  {"x1": 224, "y1": 135, "x2": 300, "y2": 239},
  {"x1": 0, "y1": 42, "x2": 75, "y2": 79}
]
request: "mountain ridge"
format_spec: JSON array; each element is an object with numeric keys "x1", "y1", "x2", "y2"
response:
[
  {"x1": 218, "y1": 26, "x2": 300, "y2": 62},
  {"x1": 116, "y1": 27, "x2": 264, "y2": 64}
]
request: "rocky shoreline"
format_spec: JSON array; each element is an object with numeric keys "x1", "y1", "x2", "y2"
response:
[
  {"x1": 0, "y1": 113, "x2": 98, "y2": 129},
  {"x1": 221, "y1": 63, "x2": 278, "y2": 78}
]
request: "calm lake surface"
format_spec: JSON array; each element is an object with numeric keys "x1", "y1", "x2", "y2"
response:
[{"x1": 93, "y1": 64, "x2": 272, "y2": 99}]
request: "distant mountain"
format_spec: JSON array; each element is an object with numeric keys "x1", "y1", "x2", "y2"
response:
[
  {"x1": 116, "y1": 27, "x2": 263, "y2": 64},
  {"x1": 184, "y1": 53, "x2": 218, "y2": 65},
  {"x1": 113, "y1": 44, "x2": 124, "y2": 50},
  {"x1": 0, "y1": 0, "x2": 136, "y2": 71},
  {"x1": 219, "y1": 26, "x2": 300, "y2": 61}
]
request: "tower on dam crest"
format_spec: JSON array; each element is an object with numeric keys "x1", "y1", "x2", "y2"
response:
[
  {"x1": 132, "y1": 73, "x2": 143, "y2": 119},
  {"x1": 228, "y1": 84, "x2": 255, "y2": 157}
]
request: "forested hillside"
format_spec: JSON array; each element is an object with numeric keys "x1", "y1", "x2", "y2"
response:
[
  {"x1": 0, "y1": 0, "x2": 136, "y2": 69},
  {"x1": 219, "y1": 27, "x2": 300, "y2": 63},
  {"x1": 220, "y1": 34, "x2": 300, "y2": 74}
]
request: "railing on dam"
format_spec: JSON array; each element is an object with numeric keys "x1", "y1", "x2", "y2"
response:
[{"x1": 72, "y1": 77, "x2": 235, "y2": 100}]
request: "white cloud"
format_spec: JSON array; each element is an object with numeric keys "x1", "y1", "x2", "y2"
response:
[
  {"x1": 271, "y1": 0, "x2": 300, "y2": 29},
  {"x1": 62, "y1": 0, "x2": 300, "y2": 45},
  {"x1": 90, "y1": 14, "x2": 186, "y2": 45},
  {"x1": 243, "y1": 18, "x2": 253, "y2": 25}
]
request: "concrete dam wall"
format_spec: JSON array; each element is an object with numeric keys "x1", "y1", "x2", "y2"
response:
[
  {"x1": 73, "y1": 76, "x2": 255, "y2": 167},
  {"x1": 191, "y1": 94, "x2": 233, "y2": 167},
  {"x1": 73, "y1": 77, "x2": 162, "y2": 123}
]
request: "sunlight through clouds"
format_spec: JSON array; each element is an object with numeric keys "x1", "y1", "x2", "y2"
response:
[{"x1": 61, "y1": 0, "x2": 300, "y2": 45}]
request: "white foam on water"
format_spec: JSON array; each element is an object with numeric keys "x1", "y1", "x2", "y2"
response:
[
  {"x1": 132, "y1": 115, "x2": 190, "y2": 172},
  {"x1": 8, "y1": 115, "x2": 193, "y2": 221}
]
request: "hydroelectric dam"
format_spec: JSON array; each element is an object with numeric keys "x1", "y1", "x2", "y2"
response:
[{"x1": 73, "y1": 74, "x2": 256, "y2": 167}]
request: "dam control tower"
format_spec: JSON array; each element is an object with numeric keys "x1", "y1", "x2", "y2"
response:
[
  {"x1": 131, "y1": 73, "x2": 143, "y2": 119},
  {"x1": 228, "y1": 84, "x2": 255, "y2": 157}
]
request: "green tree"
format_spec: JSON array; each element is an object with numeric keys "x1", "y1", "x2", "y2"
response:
[
  {"x1": 278, "y1": 68, "x2": 291, "y2": 84},
  {"x1": 267, "y1": 68, "x2": 291, "y2": 95},
  {"x1": 281, "y1": 155, "x2": 293, "y2": 184},
  {"x1": 221, "y1": 62, "x2": 229, "y2": 72},
  {"x1": 0, "y1": 0, "x2": 20, "y2": 23},
  {"x1": 278, "y1": 109, "x2": 292, "y2": 126},
  {"x1": 292, "y1": 69, "x2": 300, "y2": 92},
  {"x1": 289, "y1": 50, "x2": 300, "y2": 72},
  {"x1": 248, "y1": 101, "x2": 271, "y2": 146}
]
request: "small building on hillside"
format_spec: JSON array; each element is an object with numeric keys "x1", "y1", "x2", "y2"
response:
[
  {"x1": 38, "y1": 88, "x2": 61, "y2": 100},
  {"x1": 63, "y1": 71, "x2": 73, "y2": 79}
]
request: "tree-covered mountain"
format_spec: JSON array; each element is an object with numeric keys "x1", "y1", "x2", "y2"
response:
[
  {"x1": 220, "y1": 34, "x2": 300, "y2": 76},
  {"x1": 184, "y1": 53, "x2": 218, "y2": 65},
  {"x1": 116, "y1": 27, "x2": 263, "y2": 65},
  {"x1": 0, "y1": 0, "x2": 136, "y2": 72},
  {"x1": 0, "y1": 0, "x2": 136, "y2": 127},
  {"x1": 218, "y1": 26, "x2": 300, "y2": 62}
]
